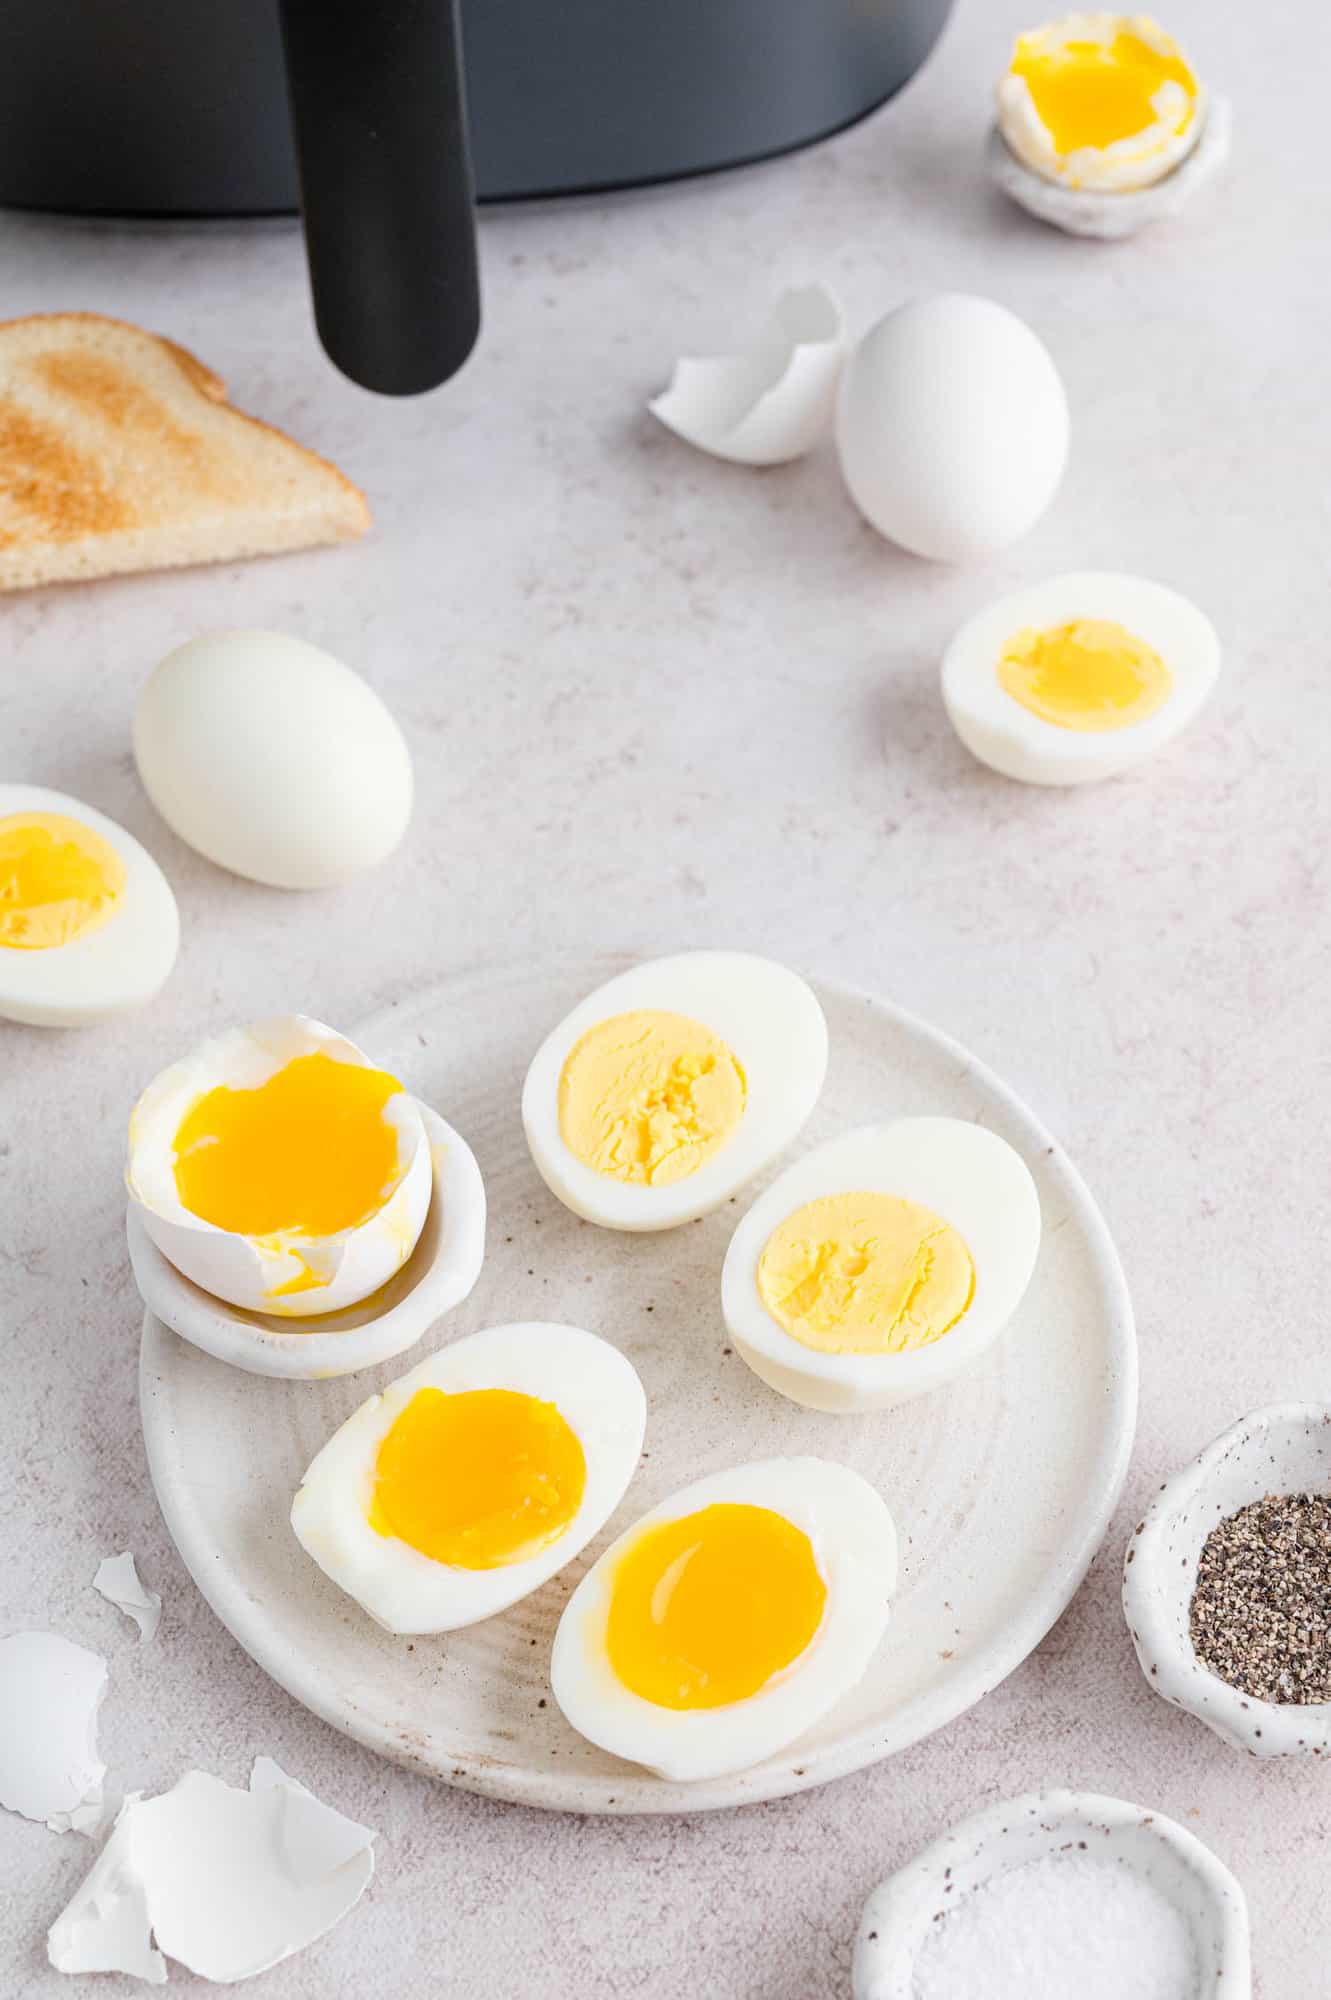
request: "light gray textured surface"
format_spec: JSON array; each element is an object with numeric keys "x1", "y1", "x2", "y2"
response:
[{"x1": 0, "y1": 0, "x2": 1325, "y2": 1991}]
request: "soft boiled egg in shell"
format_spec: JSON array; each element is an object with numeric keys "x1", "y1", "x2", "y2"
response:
[
  {"x1": 942, "y1": 572, "x2": 1220, "y2": 786},
  {"x1": 126, "y1": 1015, "x2": 437, "y2": 1317},
  {"x1": 721, "y1": 1120, "x2": 1041, "y2": 1413},
  {"x1": 551, "y1": 1458, "x2": 896, "y2": 1783},
  {"x1": 0, "y1": 783, "x2": 178, "y2": 1027},
  {"x1": 291, "y1": 1323, "x2": 647, "y2": 1633},
  {"x1": 522, "y1": 952, "x2": 828, "y2": 1231}
]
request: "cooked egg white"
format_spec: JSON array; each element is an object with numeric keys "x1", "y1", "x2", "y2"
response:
[
  {"x1": 942, "y1": 572, "x2": 1220, "y2": 786},
  {"x1": 551, "y1": 1458, "x2": 896, "y2": 1782},
  {"x1": 291, "y1": 1323, "x2": 646, "y2": 1633},
  {"x1": 522, "y1": 953, "x2": 828, "y2": 1231},
  {"x1": 721, "y1": 1121, "x2": 1041, "y2": 1413},
  {"x1": 0, "y1": 783, "x2": 178, "y2": 1027}
]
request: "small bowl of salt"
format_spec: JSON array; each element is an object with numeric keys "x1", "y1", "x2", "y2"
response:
[
  {"x1": 853, "y1": 1789, "x2": 1249, "y2": 2000},
  {"x1": 1123, "y1": 1402, "x2": 1331, "y2": 1757}
]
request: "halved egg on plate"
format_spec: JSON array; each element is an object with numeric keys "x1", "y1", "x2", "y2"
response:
[
  {"x1": 721, "y1": 1119, "x2": 1041, "y2": 1412},
  {"x1": 291, "y1": 1323, "x2": 646, "y2": 1633},
  {"x1": 551, "y1": 1458, "x2": 896, "y2": 1782}
]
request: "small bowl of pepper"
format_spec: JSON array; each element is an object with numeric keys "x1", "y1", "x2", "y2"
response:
[{"x1": 1123, "y1": 1402, "x2": 1331, "y2": 1757}]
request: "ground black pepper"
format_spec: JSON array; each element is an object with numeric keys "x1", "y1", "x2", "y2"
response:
[{"x1": 1189, "y1": 1492, "x2": 1331, "y2": 1703}]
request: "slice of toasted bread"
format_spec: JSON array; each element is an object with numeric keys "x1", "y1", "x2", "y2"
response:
[{"x1": 0, "y1": 312, "x2": 370, "y2": 591}]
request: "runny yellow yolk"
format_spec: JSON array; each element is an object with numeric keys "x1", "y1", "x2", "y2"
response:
[
  {"x1": 369, "y1": 1387, "x2": 586, "y2": 1569},
  {"x1": 0, "y1": 811, "x2": 126, "y2": 951},
  {"x1": 1011, "y1": 24, "x2": 1197, "y2": 154},
  {"x1": 997, "y1": 619, "x2": 1173, "y2": 733},
  {"x1": 758, "y1": 1192, "x2": 975, "y2": 1356},
  {"x1": 605, "y1": 1503, "x2": 826, "y2": 1709},
  {"x1": 558, "y1": 1009, "x2": 746, "y2": 1185},
  {"x1": 173, "y1": 1051, "x2": 403, "y2": 1238}
]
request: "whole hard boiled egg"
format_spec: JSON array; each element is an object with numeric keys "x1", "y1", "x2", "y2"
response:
[
  {"x1": 0, "y1": 784, "x2": 178, "y2": 1027},
  {"x1": 941, "y1": 572, "x2": 1220, "y2": 785},
  {"x1": 551, "y1": 1458, "x2": 896, "y2": 1783},
  {"x1": 126, "y1": 1016, "x2": 441, "y2": 1318},
  {"x1": 836, "y1": 295, "x2": 1068, "y2": 563},
  {"x1": 522, "y1": 953, "x2": 828, "y2": 1231},
  {"x1": 291, "y1": 1323, "x2": 646, "y2": 1633},
  {"x1": 721, "y1": 1120, "x2": 1041, "y2": 1413},
  {"x1": 133, "y1": 631, "x2": 412, "y2": 889}
]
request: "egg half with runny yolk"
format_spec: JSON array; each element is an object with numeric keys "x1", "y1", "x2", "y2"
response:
[
  {"x1": 941, "y1": 573, "x2": 1220, "y2": 787},
  {"x1": 721, "y1": 1120, "x2": 1041, "y2": 1413},
  {"x1": 0, "y1": 783, "x2": 178, "y2": 1027},
  {"x1": 998, "y1": 14, "x2": 1205, "y2": 192},
  {"x1": 522, "y1": 953, "x2": 828, "y2": 1231},
  {"x1": 291, "y1": 1323, "x2": 647, "y2": 1633},
  {"x1": 125, "y1": 1015, "x2": 476, "y2": 1318},
  {"x1": 551, "y1": 1458, "x2": 896, "y2": 1782}
]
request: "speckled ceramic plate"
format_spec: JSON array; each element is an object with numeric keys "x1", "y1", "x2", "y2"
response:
[{"x1": 140, "y1": 960, "x2": 1136, "y2": 1815}]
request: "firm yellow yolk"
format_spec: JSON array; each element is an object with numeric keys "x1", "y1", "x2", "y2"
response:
[
  {"x1": 558, "y1": 1009, "x2": 746, "y2": 1185},
  {"x1": 605, "y1": 1503, "x2": 826, "y2": 1709},
  {"x1": 0, "y1": 811, "x2": 126, "y2": 951},
  {"x1": 369, "y1": 1387, "x2": 586, "y2": 1569},
  {"x1": 758, "y1": 1192, "x2": 975, "y2": 1356},
  {"x1": 997, "y1": 619, "x2": 1173, "y2": 732},
  {"x1": 173, "y1": 1051, "x2": 403, "y2": 1238},
  {"x1": 1011, "y1": 24, "x2": 1197, "y2": 154}
]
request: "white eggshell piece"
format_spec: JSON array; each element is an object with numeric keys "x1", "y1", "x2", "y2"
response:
[
  {"x1": 721, "y1": 1119, "x2": 1041, "y2": 1413},
  {"x1": 836, "y1": 294, "x2": 1068, "y2": 562},
  {"x1": 551, "y1": 1457, "x2": 896, "y2": 1783},
  {"x1": 650, "y1": 284, "x2": 845, "y2": 466},
  {"x1": 291, "y1": 1322, "x2": 647, "y2": 1633},
  {"x1": 93, "y1": 1553, "x2": 162, "y2": 1644},
  {"x1": 126, "y1": 1015, "x2": 432, "y2": 1318},
  {"x1": 522, "y1": 951, "x2": 828, "y2": 1232},
  {"x1": 988, "y1": 99, "x2": 1231, "y2": 239},
  {"x1": 133, "y1": 630, "x2": 412, "y2": 889},
  {"x1": 941, "y1": 571, "x2": 1221, "y2": 786},
  {"x1": 0, "y1": 784, "x2": 179, "y2": 1028},
  {"x1": 47, "y1": 1759, "x2": 376, "y2": 1985},
  {"x1": 0, "y1": 1631, "x2": 107, "y2": 1829}
]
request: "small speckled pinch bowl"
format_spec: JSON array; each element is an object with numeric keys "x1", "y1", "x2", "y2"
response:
[
  {"x1": 986, "y1": 98, "x2": 1232, "y2": 240},
  {"x1": 1123, "y1": 1402, "x2": 1331, "y2": 1756},
  {"x1": 126, "y1": 1102, "x2": 485, "y2": 1379},
  {"x1": 853, "y1": 1790, "x2": 1250, "y2": 2000}
]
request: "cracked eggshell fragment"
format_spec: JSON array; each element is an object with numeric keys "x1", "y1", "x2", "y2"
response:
[
  {"x1": 93, "y1": 1553, "x2": 162, "y2": 1643},
  {"x1": 125, "y1": 1015, "x2": 432, "y2": 1318},
  {"x1": 649, "y1": 285, "x2": 845, "y2": 466},
  {"x1": 0, "y1": 1631, "x2": 106, "y2": 1829},
  {"x1": 48, "y1": 1759, "x2": 376, "y2": 1985}
]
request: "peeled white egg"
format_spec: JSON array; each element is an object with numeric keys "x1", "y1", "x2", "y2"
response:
[
  {"x1": 551, "y1": 1458, "x2": 896, "y2": 1783},
  {"x1": 941, "y1": 571, "x2": 1221, "y2": 785},
  {"x1": 649, "y1": 284, "x2": 846, "y2": 466},
  {"x1": 0, "y1": 1631, "x2": 107, "y2": 1830},
  {"x1": 126, "y1": 1015, "x2": 436, "y2": 1318},
  {"x1": 836, "y1": 295, "x2": 1068, "y2": 562},
  {"x1": 291, "y1": 1323, "x2": 647, "y2": 1634},
  {"x1": 0, "y1": 783, "x2": 178, "y2": 1027},
  {"x1": 721, "y1": 1120, "x2": 1041, "y2": 1413},
  {"x1": 133, "y1": 630, "x2": 412, "y2": 889},
  {"x1": 522, "y1": 952, "x2": 828, "y2": 1232}
]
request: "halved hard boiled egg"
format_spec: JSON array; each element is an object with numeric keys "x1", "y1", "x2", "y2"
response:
[
  {"x1": 998, "y1": 15, "x2": 1205, "y2": 193},
  {"x1": 522, "y1": 953, "x2": 828, "y2": 1231},
  {"x1": 0, "y1": 784, "x2": 178, "y2": 1027},
  {"x1": 721, "y1": 1120, "x2": 1041, "y2": 1413},
  {"x1": 551, "y1": 1458, "x2": 896, "y2": 1782},
  {"x1": 942, "y1": 573, "x2": 1220, "y2": 786},
  {"x1": 291, "y1": 1323, "x2": 646, "y2": 1633},
  {"x1": 126, "y1": 1016, "x2": 452, "y2": 1318}
]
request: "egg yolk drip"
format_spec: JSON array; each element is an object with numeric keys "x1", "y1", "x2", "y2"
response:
[
  {"x1": 758, "y1": 1192, "x2": 975, "y2": 1355},
  {"x1": 369, "y1": 1387, "x2": 586, "y2": 1569},
  {"x1": 1011, "y1": 23, "x2": 1197, "y2": 154},
  {"x1": 558, "y1": 1009, "x2": 746, "y2": 1185},
  {"x1": 605, "y1": 1503, "x2": 826, "y2": 1709},
  {"x1": 997, "y1": 619, "x2": 1172, "y2": 732},
  {"x1": 0, "y1": 811, "x2": 126, "y2": 951},
  {"x1": 173, "y1": 1051, "x2": 404, "y2": 1238}
]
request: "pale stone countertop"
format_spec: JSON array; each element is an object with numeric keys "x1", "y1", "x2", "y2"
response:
[{"x1": 2, "y1": 0, "x2": 1327, "y2": 1992}]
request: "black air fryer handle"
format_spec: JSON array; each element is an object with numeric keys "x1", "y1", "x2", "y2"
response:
[{"x1": 278, "y1": 0, "x2": 480, "y2": 396}]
